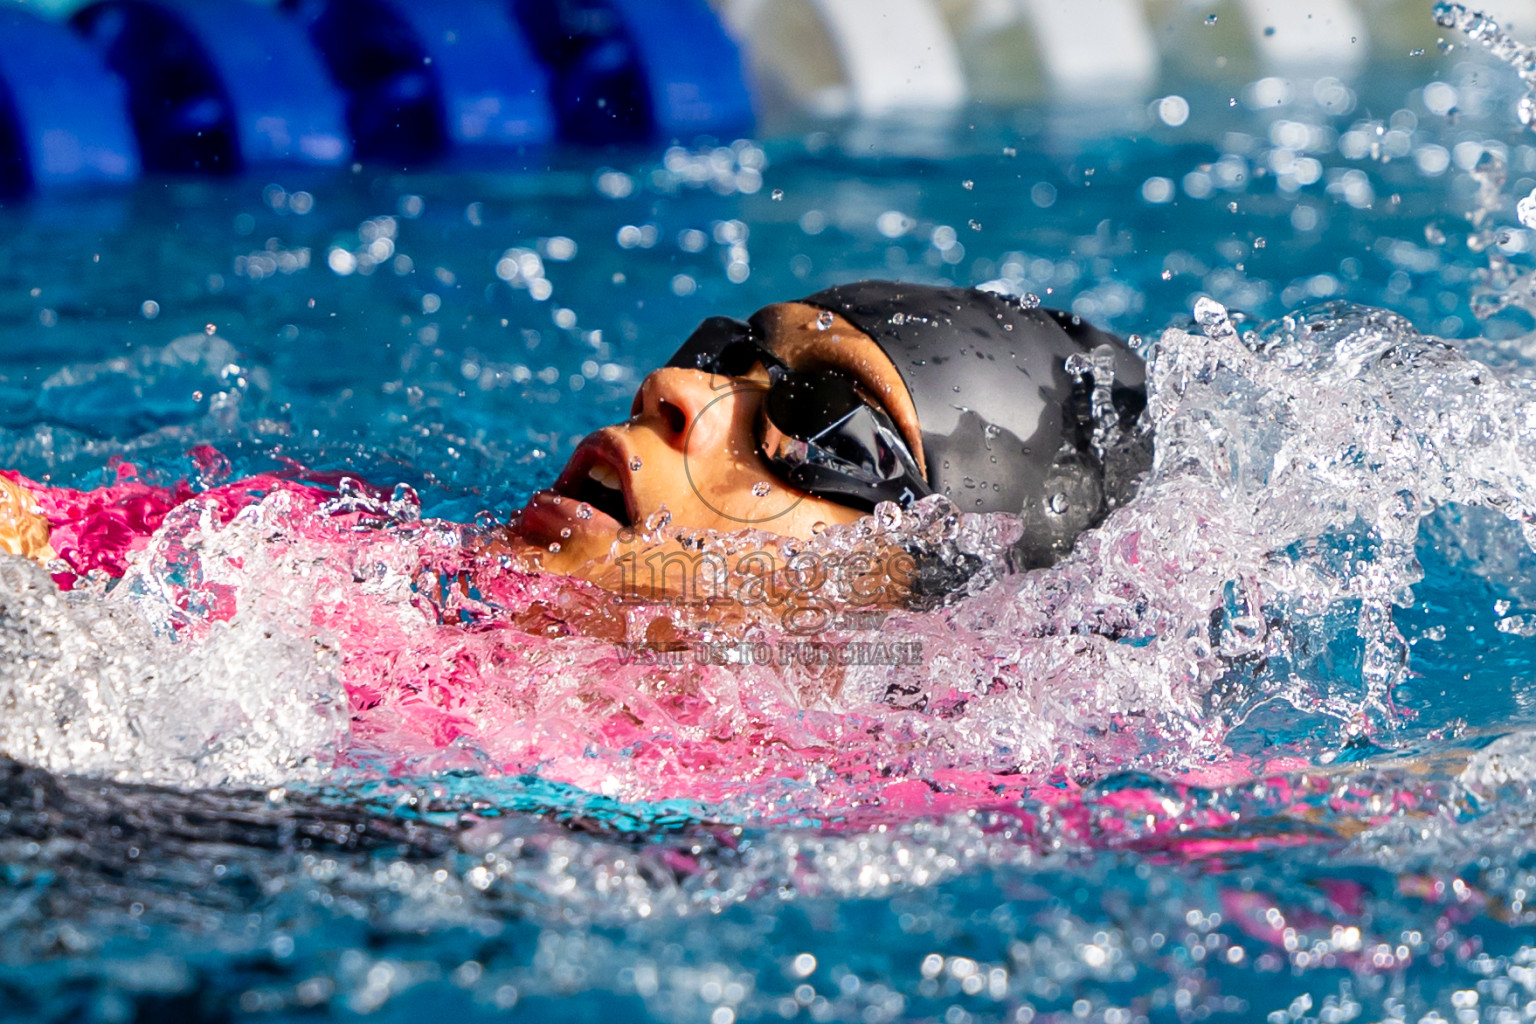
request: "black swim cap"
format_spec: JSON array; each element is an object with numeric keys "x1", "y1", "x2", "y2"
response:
[{"x1": 799, "y1": 281, "x2": 1148, "y2": 567}]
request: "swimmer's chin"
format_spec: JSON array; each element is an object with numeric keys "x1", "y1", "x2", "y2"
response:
[
  {"x1": 492, "y1": 495, "x2": 622, "y2": 583},
  {"x1": 499, "y1": 489, "x2": 677, "y2": 588},
  {"x1": 499, "y1": 495, "x2": 846, "y2": 596}
]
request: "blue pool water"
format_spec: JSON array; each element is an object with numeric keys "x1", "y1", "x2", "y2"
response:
[{"x1": 5, "y1": 38, "x2": 1536, "y2": 1024}]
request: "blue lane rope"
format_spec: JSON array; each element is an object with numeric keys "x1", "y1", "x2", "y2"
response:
[
  {"x1": 508, "y1": 0, "x2": 753, "y2": 143},
  {"x1": 1, "y1": 0, "x2": 751, "y2": 195},
  {"x1": 0, "y1": 7, "x2": 140, "y2": 195},
  {"x1": 287, "y1": 0, "x2": 555, "y2": 162},
  {"x1": 72, "y1": 0, "x2": 351, "y2": 173}
]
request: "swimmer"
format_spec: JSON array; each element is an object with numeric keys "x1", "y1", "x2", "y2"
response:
[
  {"x1": 506, "y1": 281, "x2": 1149, "y2": 590},
  {"x1": 2, "y1": 282, "x2": 1149, "y2": 598}
]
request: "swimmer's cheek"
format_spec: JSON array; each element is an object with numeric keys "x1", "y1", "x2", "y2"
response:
[{"x1": 0, "y1": 476, "x2": 56, "y2": 567}]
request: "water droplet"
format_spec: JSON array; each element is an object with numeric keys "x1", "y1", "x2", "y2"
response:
[
  {"x1": 890, "y1": 312, "x2": 907, "y2": 325},
  {"x1": 968, "y1": 219, "x2": 982, "y2": 231},
  {"x1": 576, "y1": 504, "x2": 593, "y2": 520},
  {"x1": 560, "y1": 527, "x2": 572, "y2": 539},
  {"x1": 629, "y1": 456, "x2": 643, "y2": 471},
  {"x1": 548, "y1": 542, "x2": 562, "y2": 553},
  {"x1": 962, "y1": 179, "x2": 974, "y2": 190},
  {"x1": 1193, "y1": 296, "x2": 1234, "y2": 338},
  {"x1": 751, "y1": 481, "x2": 771, "y2": 497},
  {"x1": 1253, "y1": 236, "x2": 1266, "y2": 249},
  {"x1": 874, "y1": 502, "x2": 903, "y2": 530},
  {"x1": 551, "y1": 495, "x2": 563, "y2": 505},
  {"x1": 1205, "y1": 13, "x2": 1217, "y2": 24},
  {"x1": 645, "y1": 509, "x2": 672, "y2": 531},
  {"x1": 1021, "y1": 293, "x2": 1041, "y2": 309},
  {"x1": 1517, "y1": 187, "x2": 1536, "y2": 229},
  {"x1": 811, "y1": 521, "x2": 827, "y2": 534},
  {"x1": 815, "y1": 310, "x2": 835, "y2": 330},
  {"x1": 771, "y1": 188, "x2": 784, "y2": 201},
  {"x1": 1161, "y1": 269, "x2": 1173, "y2": 280},
  {"x1": 1048, "y1": 492, "x2": 1069, "y2": 514}
]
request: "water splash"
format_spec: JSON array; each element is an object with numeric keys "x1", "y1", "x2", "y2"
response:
[
  {"x1": 1434, "y1": 3, "x2": 1536, "y2": 128},
  {"x1": 4, "y1": 303, "x2": 1534, "y2": 811},
  {"x1": 6, "y1": 725, "x2": 1536, "y2": 1021},
  {"x1": 1434, "y1": 5, "x2": 1536, "y2": 325}
]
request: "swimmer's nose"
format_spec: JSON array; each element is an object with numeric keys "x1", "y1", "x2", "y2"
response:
[{"x1": 631, "y1": 367, "x2": 734, "y2": 452}]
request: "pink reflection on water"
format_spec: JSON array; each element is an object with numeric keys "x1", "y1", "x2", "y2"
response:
[{"x1": 11, "y1": 455, "x2": 1397, "y2": 849}]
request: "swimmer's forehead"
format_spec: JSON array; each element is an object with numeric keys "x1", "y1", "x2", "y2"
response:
[{"x1": 752, "y1": 301, "x2": 926, "y2": 474}]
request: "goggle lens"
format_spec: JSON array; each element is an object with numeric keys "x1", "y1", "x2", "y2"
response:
[
  {"x1": 759, "y1": 371, "x2": 928, "y2": 510},
  {"x1": 664, "y1": 316, "x2": 778, "y2": 378},
  {"x1": 664, "y1": 317, "x2": 931, "y2": 511}
]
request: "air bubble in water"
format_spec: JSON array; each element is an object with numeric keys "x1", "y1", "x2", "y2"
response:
[
  {"x1": 874, "y1": 501, "x2": 903, "y2": 530},
  {"x1": 771, "y1": 189, "x2": 784, "y2": 201},
  {"x1": 560, "y1": 528, "x2": 572, "y2": 539},
  {"x1": 815, "y1": 310, "x2": 835, "y2": 330},
  {"x1": 576, "y1": 504, "x2": 593, "y2": 520},
  {"x1": 890, "y1": 312, "x2": 906, "y2": 325},
  {"x1": 629, "y1": 456, "x2": 643, "y2": 472},
  {"x1": 751, "y1": 482, "x2": 771, "y2": 497},
  {"x1": 1021, "y1": 293, "x2": 1041, "y2": 309},
  {"x1": 1047, "y1": 492, "x2": 1069, "y2": 514},
  {"x1": 969, "y1": 219, "x2": 982, "y2": 231},
  {"x1": 1205, "y1": 13, "x2": 1217, "y2": 24},
  {"x1": 548, "y1": 542, "x2": 561, "y2": 553},
  {"x1": 962, "y1": 179, "x2": 974, "y2": 190}
]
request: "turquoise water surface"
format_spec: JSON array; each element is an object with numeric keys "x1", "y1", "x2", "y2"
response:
[{"x1": 3, "y1": 45, "x2": 1536, "y2": 1024}]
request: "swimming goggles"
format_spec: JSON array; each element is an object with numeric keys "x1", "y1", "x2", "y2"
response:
[{"x1": 666, "y1": 315, "x2": 931, "y2": 511}]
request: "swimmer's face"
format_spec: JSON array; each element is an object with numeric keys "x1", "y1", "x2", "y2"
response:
[{"x1": 511, "y1": 302, "x2": 924, "y2": 581}]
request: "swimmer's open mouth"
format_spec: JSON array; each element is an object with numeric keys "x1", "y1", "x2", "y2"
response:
[{"x1": 553, "y1": 446, "x2": 634, "y2": 528}]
